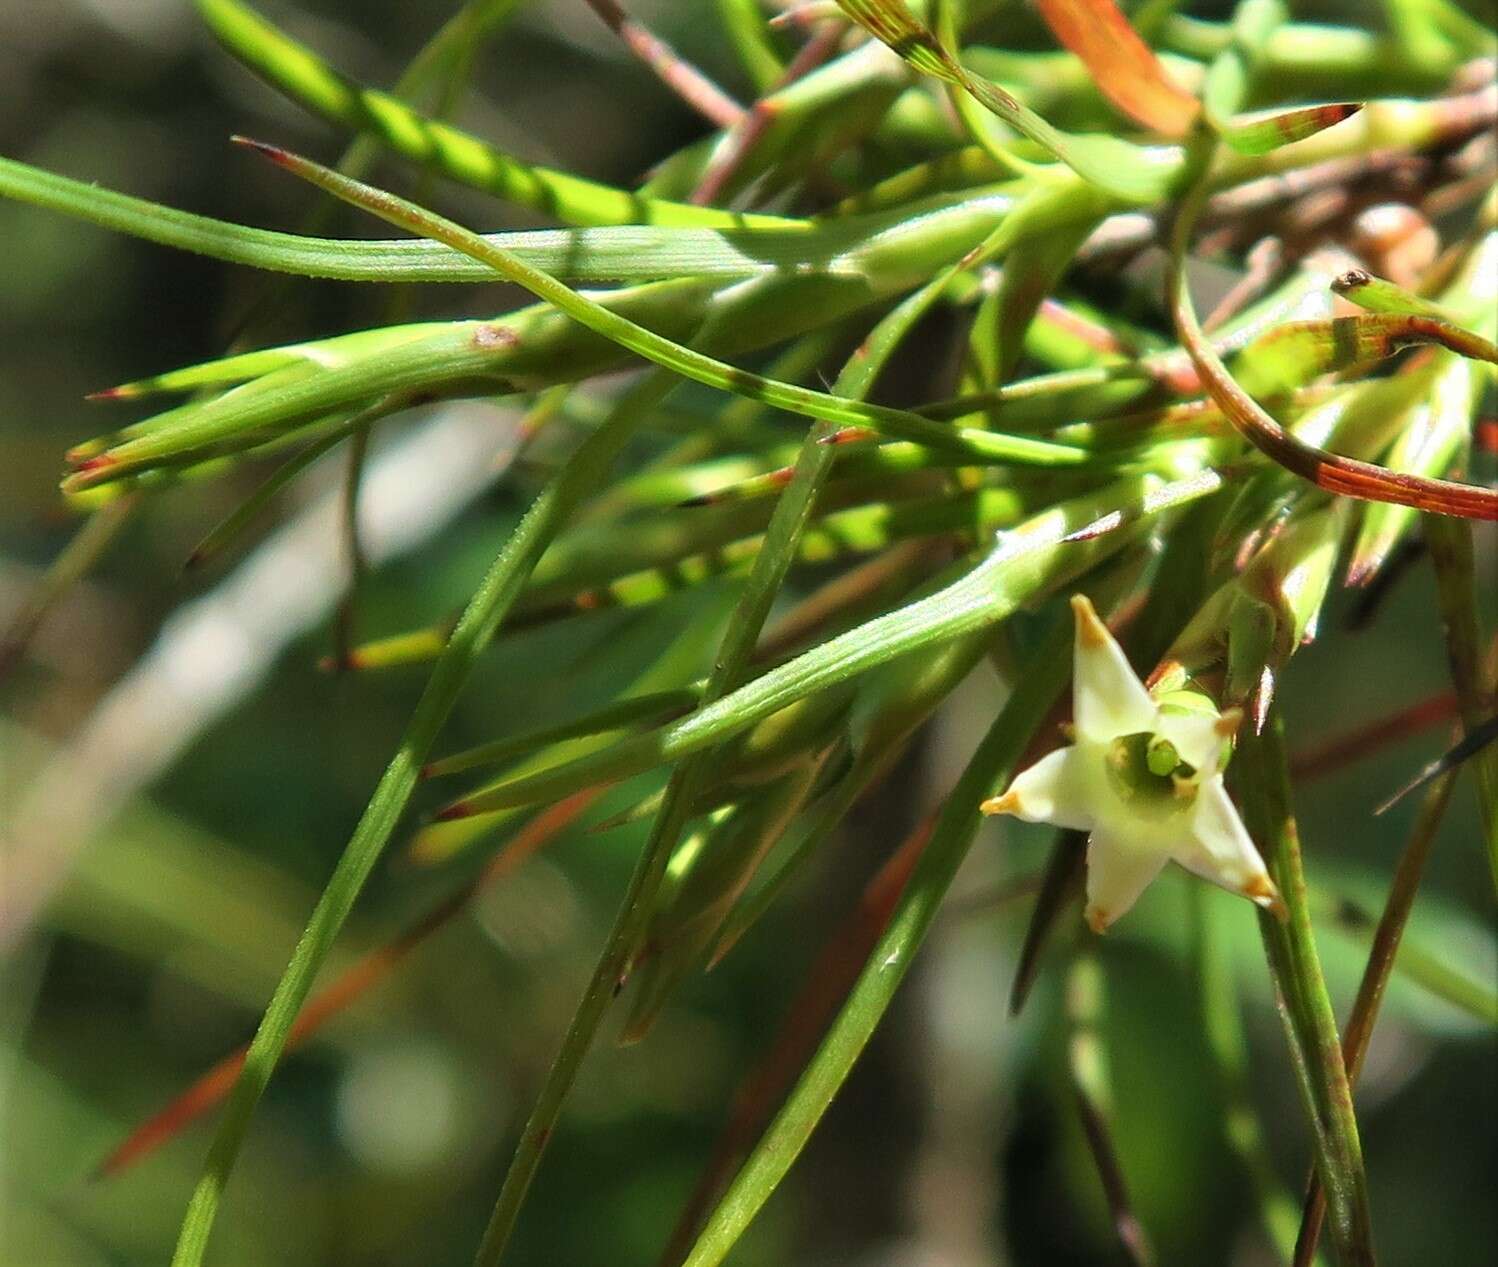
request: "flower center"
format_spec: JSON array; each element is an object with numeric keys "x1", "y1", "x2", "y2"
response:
[{"x1": 1105, "y1": 732, "x2": 1199, "y2": 818}]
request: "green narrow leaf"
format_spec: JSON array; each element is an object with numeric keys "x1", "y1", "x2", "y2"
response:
[
  {"x1": 0, "y1": 155, "x2": 812, "y2": 283},
  {"x1": 471, "y1": 225, "x2": 979, "y2": 1264},
  {"x1": 679, "y1": 614, "x2": 1074, "y2": 1266},
  {"x1": 193, "y1": 0, "x2": 793, "y2": 228},
  {"x1": 1228, "y1": 310, "x2": 1498, "y2": 400},
  {"x1": 424, "y1": 690, "x2": 702, "y2": 779},
  {"x1": 1219, "y1": 102, "x2": 1363, "y2": 155},
  {"x1": 232, "y1": 140, "x2": 1094, "y2": 470},
  {"x1": 1332, "y1": 267, "x2": 1461, "y2": 322},
  {"x1": 436, "y1": 472, "x2": 1224, "y2": 820},
  {"x1": 834, "y1": 0, "x2": 1184, "y2": 203},
  {"x1": 168, "y1": 360, "x2": 714, "y2": 1266},
  {"x1": 185, "y1": 427, "x2": 352, "y2": 570}
]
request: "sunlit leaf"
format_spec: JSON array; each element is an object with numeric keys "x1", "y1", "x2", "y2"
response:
[{"x1": 1034, "y1": 0, "x2": 1200, "y2": 135}]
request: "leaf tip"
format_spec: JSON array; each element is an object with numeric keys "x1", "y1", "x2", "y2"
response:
[
  {"x1": 231, "y1": 134, "x2": 295, "y2": 167},
  {"x1": 60, "y1": 454, "x2": 118, "y2": 492}
]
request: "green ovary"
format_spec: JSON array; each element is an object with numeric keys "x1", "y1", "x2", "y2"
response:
[{"x1": 1104, "y1": 732, "x2": 1199, "y2": 819}]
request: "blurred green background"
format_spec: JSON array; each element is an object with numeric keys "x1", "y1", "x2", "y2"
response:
[{"x1": 1, "y1": 3, "x2": 1494, "y2": 1264}]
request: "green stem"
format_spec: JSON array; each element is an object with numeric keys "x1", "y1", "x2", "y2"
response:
[
  {"x1": 715, "y1": 0, "x2": 785, "y2": 89},
  {"x1": 1294, "y1": 770, "x2": 1459, "y2": 1265},
  {"x1": 1192, "y1": 885, "x2": 1300, "y2": 1261},
  {"x1": 0, "y1": 495, "x2": 139, "y2": 677},
  {"x1": 1239, "y1": 717, "x2": 1375, "y2": 1267},
  {"x1": 1067, "y1": 952, "x2": 1156, "y2": 1266},
  {"x1": 1424, "y1": 515, "x2": 1498, "y2": 889}
]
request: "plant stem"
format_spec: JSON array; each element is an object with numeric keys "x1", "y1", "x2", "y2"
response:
[
  {"x1": 1424, "y1": 515, "x2": 1498, "y2": 888},
  {"x1": 1294, "y1": 769, "x2": 1458, "y2": 1265},
  {"x1": 1239, "y1": 716, "x2": 1376, "y2": 1267}
]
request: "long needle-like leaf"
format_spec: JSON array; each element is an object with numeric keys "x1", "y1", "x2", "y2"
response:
[
  {"x1": 232, "y1": 138, "x2": 1089, "y2": 471},
  {"x1": 678, "y1": 616, "x2": 1074, "y2": 1267},
  {"x1": 168, "y1": 362, "x2": 713, "y2": 1266},
  {"x1": 472, "y1": 220, "x2": 983, "y2": 1267}
]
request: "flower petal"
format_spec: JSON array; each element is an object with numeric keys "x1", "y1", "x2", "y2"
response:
[
  {"x1": 981, "y1": 746, "x2": 1099, "y2": 831},
  {"x1": 1083, "y1": 830, "x2": 1169, "y2": 932},
  {"x1": 1156, "y1": 708, "x2": 1238, "y2": 774},
  {"x1": 1174, "y1": 779, "x2": 1284, "y2": 916},
  {"x1": 1071, "y1": 594, "x2": 1156, "y2": 739}
]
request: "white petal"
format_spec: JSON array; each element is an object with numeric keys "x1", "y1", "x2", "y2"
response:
[
  {"x1": 1156, "y1": 709, "x2": 1235, "y2": 774},
  {"x1": 1070, "y1": 595, "x2": 1156, "y2": 740},
  {"x1": 1083, "y1": 831, "x2": 1168, "y2": 932},
  {"x1": 1174, "y1": 779, "x2": 1283, "y2": 914},
  {"x1": 981, "y1": 746, "x2": 1099, "y2": 831}
]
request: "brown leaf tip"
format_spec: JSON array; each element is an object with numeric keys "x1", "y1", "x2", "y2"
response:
[
  {"x1": 231, "y1": 135, "x2": 294, "y2": 166},
  {"x1": 1331, "y1": 268, "x2": 1372, "y2": 294}
]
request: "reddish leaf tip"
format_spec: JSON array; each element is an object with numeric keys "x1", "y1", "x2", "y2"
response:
[
  {"x1": 231, "y1": 134, "x2": 294, "y2": 165},
  {"x1": 65, "y1": 441, "x2": 106, "y2": 464},
  {"x1": 61, "y1": 454, "x2": 119, "y2": 492},
  {"x1": 822, "y1": 426, "x2": 873, "y2": 447}
]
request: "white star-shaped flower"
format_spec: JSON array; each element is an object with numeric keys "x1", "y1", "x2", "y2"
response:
[{"x1": 983, "y1": 595, "x2": 1284, "y2": 932}]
